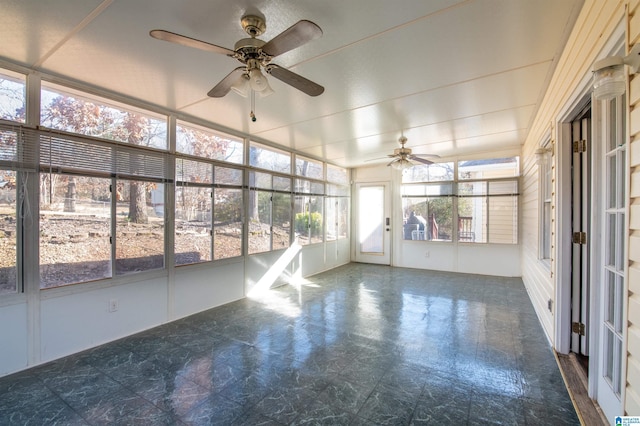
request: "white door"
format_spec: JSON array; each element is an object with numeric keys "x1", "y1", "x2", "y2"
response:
[
  {"x1": 355, "y1": 183, "x2": 391, "y2": 264},
  {"x1": 596, "y1": 94, "x2": 626, "y2": 420}
]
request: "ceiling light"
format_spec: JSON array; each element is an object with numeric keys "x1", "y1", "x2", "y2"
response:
[
  {"x1": 230, "y1": 73, "x2": 250, "y2": 97},
  {"x1": 390, "y1": 158, "x2": 414, "y2": 170},
  {"x1": 249, "y1": 67, "x2": 274, "y2": 96},
  {"x1": 593, "y1": 44, "x2": 640, "y2": 100}
]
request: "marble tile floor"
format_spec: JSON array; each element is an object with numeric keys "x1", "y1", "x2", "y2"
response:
[{"x1": 0, "y1": 263, "x2": 580, "y2": 425}]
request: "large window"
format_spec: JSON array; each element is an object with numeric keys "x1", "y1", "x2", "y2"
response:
[
  {"x1": 538, "y1": 143, "x2": 552, "y2": 260},
  {"x1": 40, "y1": 175, "x2": 112, "y2": 287},
  {"x1": 38, "y1": 85, "x2": 169, "y2": 288},
  {"x1": 41, "y1": 83, "x2": 167, "y2": 150},
  {"x1": 402, "y1": 158, "x2": 519, "y2": 244},
  {"x1": 0, "y1": 168, "x2": 17, "y2": 294},
  {"x1": 294, "y1": 179, "x2": 324, "y2": 245},
  {"x1": 175, "y1": 158, "x2": 244, "y2": 264},
  {"x1": 0, "y1": 70, "x2": 26, "y2": 123},
  {"x1": 1, "y1": 66, "x2": 351, "y2": 293},
  {"x1": 177, "y1": 121, "x2": 243, "y2": 164},
  {"x1": 249, "y1": 172, "x2": 291, "y2": 254}
]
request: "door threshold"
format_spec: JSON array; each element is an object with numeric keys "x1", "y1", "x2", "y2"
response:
[{"x1": 555, "y1": 351, "x2": 608, "y2": 426}]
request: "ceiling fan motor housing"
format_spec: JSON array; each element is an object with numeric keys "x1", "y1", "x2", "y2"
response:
[{"x1": 241, "y1": 15, "x2": 266, "y2": 37}]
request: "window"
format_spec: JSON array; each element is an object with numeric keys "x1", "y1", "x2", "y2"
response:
[
  {"x1": 326, "y1": 184, "x2": 349, "y2": 241},
  {"x1": 38, "y1": 91, "x2": 169, "y2": 287},
  {"x1": 402, "y1": 183, "x2": 454, "y2": 241},
  {"x1": 0, "y1": 70, "x2": 26, "y2": 123},
  {"x1": 175, "y1": 159, "x2": 244, "y2": 265},
  {"x1": 249, "y1": 142, "x2": 291, "y2": 173},
  {"x1": 0, "y1": 168, "x2": 17, "y2": 294},
  {"x1": 41, "y1": 83, "x2": 167, "y2": 150},
  {"x1": 402, "y1": 163, "x2": 454, "y2": 241},
  {"x1": 177, "y1": 121, "x2": 243, "y2": 164},
  {"x1": 402, "y1": 159, "x2": 519, "y2": 244},
  {"x1": 248, "y1": 172, "x2": 291, "y2": 254},
  {"x1": 327, "y1": 164, "x2": 348, "y2": 185},
  {"x1": 538, "y1": 142, "x2": 552, "y2": 260},
  {"x1": 294, "y1": 179, "x2": 324, "y2": 245},
  {"x1": 295, "y1": 155, "x2": 324, "y2": 180},
  {"x1": 40, "y1": 175, "x2": 112, "y2": 288}
]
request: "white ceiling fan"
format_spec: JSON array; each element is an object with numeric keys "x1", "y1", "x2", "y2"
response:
[
  {"x1": 150, "y1": 14, "x2": 324, "y2": 98},
  {"x1": 369, "y1": 135, "x2": 440, "y2": 169}
]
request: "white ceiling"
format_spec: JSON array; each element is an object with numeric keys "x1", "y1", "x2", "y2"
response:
[{"x1": 0, "y1": 0, "x2": 583, "y2": 168}]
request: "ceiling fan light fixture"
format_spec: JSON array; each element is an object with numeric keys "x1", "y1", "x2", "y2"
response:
[
  {"x1": 249, "y1": 68, "x2": 269, "y2": 91},
  {"x1": 391, "y1": 158, "x2": 414, "y2": 170},
  {"x1": 230, "y1": 73, "x2": 250, "y2": 97}
]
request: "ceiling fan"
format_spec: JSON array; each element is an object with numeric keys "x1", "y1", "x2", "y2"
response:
[
  {"x1": 150, "y1": 14, "x2": 324, "y2": 98},
  {"x1": 373, "y1": 135, "x2": 440, "y2": 170}
]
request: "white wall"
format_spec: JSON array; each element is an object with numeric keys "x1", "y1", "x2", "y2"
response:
[{"x1": 0, "y1": 236, "x2": 349, "y2": 378}]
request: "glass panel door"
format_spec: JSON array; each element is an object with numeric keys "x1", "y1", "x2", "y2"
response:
[{"x1": 355, "y1": 183, "x2": 390, "y2": 264}]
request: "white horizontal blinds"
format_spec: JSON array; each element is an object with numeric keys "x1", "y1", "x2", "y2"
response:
[
  {"x1": 175, "y1": 157, "x2": 213, "y2": 184},
  {"x1": 0, "y1": 124, "x2": 38, "y2": 171},
  {"x1": 39, "y1": 128, "x2": 169, "y2": 181}
]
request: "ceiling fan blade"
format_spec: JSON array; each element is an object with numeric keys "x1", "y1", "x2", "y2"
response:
[
  {"x1": 412, "y1": 153, "x2": 441, "y2": 159},
  {"x1": 207, "y1": 67, "x2": 246, "y2": 97},
  {"x1": 261, "y1": 20, "x2": 322, "y2": 57},
  {"x1": 410, "y1": 156, "x2": 434, "y2": 165},
  {"x1": 150, "y1": 30, "x2": 235, "y2": 56},
  {"x1": 266, "y1": 64, "x2": 324, "y2": 96}
]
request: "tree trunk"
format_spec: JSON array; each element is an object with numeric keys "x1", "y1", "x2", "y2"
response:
[
  {"x1": 128, "y1": 182, "x2": 148, "y2": 223},
  {"x1": 64, "y1": 177, "x2": 76, "y2": 212}
]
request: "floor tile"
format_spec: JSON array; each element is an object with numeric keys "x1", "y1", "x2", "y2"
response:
[{"x1": 0, "y1": 263, "x2": 579, "y2": 425}]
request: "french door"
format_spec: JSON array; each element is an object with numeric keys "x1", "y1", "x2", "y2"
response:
[
  {"x1": 596, "y1": 94, "x2": 626, "y2": 420},
  {"x1": 355, "y1": 183, "x2": 391, "y2": 265}
]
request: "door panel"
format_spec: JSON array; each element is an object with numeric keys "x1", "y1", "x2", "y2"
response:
[
  {"x1": 355, "y1": 183, "x2": 390, "y2": 265},
  {"x1": 571, "y1": 112, "x2": 590, "y2": 356}
]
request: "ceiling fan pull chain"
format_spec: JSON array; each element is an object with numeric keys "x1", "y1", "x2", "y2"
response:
[{"x1": 250, "y1": 90, "x2": 257, "y2": 122}]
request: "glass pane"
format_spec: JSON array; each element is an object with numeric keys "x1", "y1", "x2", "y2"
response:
[
  {"x1": 488, "y1": 196, "x2": 518, "y2": 244},
  {"x1": 619, "y1": 150, "x2": 626, "y2": 210},
  {"x1": 337, "y1": 197, "x2": 349, "y2": 239},
  {"x1": 0, "y1": 71, "x2": 26, "y2": 123},
  {"x1": 115, "y1": 180, "x2": 164, "y2": 275},
  {"x1": 249, "y1": 142, "x2": 290, "y2": 173},
  {"x1": 326, "y1": 164, "x2": 348, "y2": 184},
  {"x1": 606, "y1": 213, "x2": 616, "y2": 268},
  {"x1": 614, "y1": 338, "x2": 622, "y2": 394},
  {"x1": 605, "y1": 328, "x2": 614, "y2": 382},
  {"x1": 616, "y1": 274, "x2": 624, "y2": 333},
  {"x1": 607, "y1": 154, "x2": 617, "y2": 209},
  {"x1": 458, "y1": 181, "x2": 487, "y2": 196},
  {"x1": 458, "y1": 196, "x2": 486, "y2": 243},
  {"x1": 214, "y1": 188, "x2": 242, "y2": 259},
  {"x1": 326, "y1": 197, "x2": 337, "y2": 241},
  {"x1": 273, "y1": 176, "x2": 291, "y2": 192},
  {"x1": 608, "y1": 97, "x2": 617, "y2": 152},
  {"x1": 176, "y1": 158, "x2": 213, "y2": 184},
  {"x1": 40, "y1": 175, "x2": 111, "y2": 288},
  {"x1": 359, "y1": 186, "x2": 384, "y2": 253},
  {"x1": 176, "y1": 122, "x2": 243, "y2": 164},
  {"x1": 606, "y1": 270, "x2": 615, "y2": 325},
  {"x1": 273, "y1": 193, "x2": 291, "y2": 250},
  {"x1": 295, "y1": 196, "x2": 323, "y2": 245},
  {"x1": 41, "y1": 84, "x2": 167, "y2": 149},
  {"x1": 295, "y1": 156, "x2": 323, "y2": 179},
  {"x1": 250, "y1": 171, "x2": 272, "y2": 190},
  {"x1": 402, "y1": 162, "x2": 454, "y2": 183},
  {"x1": 617, "y1": 213, "x2": 625, "y2": 272},
  {"x1": 248, "y1": 190, "x2": 271, "y2": 254},
  {"x1": 458, "y1": 157, "x2": 519, "y2": 180},
  {"x1": 175, "y1": 186, "x2": 211, "y2": 266},
  {"x1": 488, "y1": 180, "x2": 518, "y2": 195},
  {"x1": 0, "y1": 170, "x2": 17, "y2": 294},
  {"x1": 215, "y1": 166, "x2": 242, "y2": 186},
  {"x1": 402, "y1": 197, "x2": 452, "y2": 241}
]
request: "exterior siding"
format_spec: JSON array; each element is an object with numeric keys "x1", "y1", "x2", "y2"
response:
[
  {"x1": 522, "y1": 0, "x2": 640, "y2": 415},
  {"x1": 628, "y1": 0, "x2": 640, "y2": 414}
]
